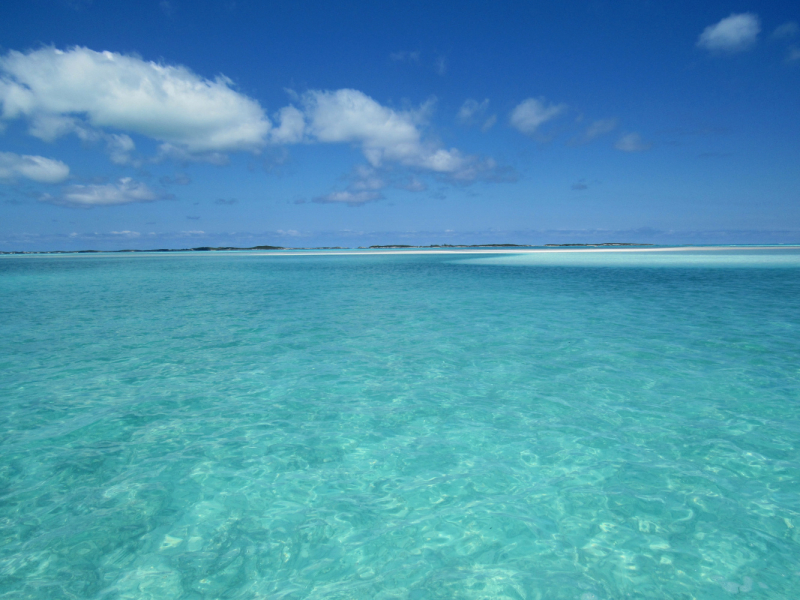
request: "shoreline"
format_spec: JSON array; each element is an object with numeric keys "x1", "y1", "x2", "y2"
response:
[
  {"x1": 249, "y1": 245, "x2": 800, "y2": 256},
  {"x1": 2, "y1": 244, "x2": 800, "y2": 257}
]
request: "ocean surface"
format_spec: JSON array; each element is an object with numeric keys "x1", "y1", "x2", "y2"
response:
[{"x1": 1, "y1": 246, "x2": 799, "y2": 599}]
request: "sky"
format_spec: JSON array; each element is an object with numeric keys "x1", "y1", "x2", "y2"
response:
[{"x1": 0, "y1": 0, "x2": 799, "y2": 250}]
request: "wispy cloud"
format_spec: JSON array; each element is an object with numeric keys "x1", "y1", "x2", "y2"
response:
[
  {"x1": 43, "y1": 177, "x2": 166, "y2": 207},
  {"x1": 106, "y1": 134, "x2": 136, "y2": 166},
  {"x1": 160, "y1": 173, "x2": 192, "y2": 186},
  {"x1": 614, "y1": 132, "x2": 651, "y2": 152},
  {"x1": 697, "y1": 13, "x2": 760, "y2": 53},
  {"x1": 481, "y1": 115, "x2": 497, "y2": 132},
  {"x1": 159, "y1": 0, "x2": 175, "y2": 16},
  {"x1": 509, "y1": 98, "x2": 566, "y2": 135},
  {"x1": 457, "y1": 99, "x2": 488, "y2": 123},
  {"x1": 569, "y1": 118, "x2": 618, "y2": 145},
  {"x1": 584, "y1": 118, "x2": 618, "y2": 142},
  {"x1": 390, "y1": 50, "x2": 420, "y2": 62},
  {"x1": 457, "y1": 99, "x2": 498, "y2": 132},
  {"x1": 772, "y1": 22, "x2": 798, "y2": 39},
  {"x1": 314, "y1": 190, "x2": 383, "y2": 206}
]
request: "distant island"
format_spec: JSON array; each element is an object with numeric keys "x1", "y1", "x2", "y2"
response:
[
  {"x1": 0, "y1": 242, "x2": 657, "y2": 255},
  {"x1": 543, "y1": 243, "x2": 654, "y2": 247}
]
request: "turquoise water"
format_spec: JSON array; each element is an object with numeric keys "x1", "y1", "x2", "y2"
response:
[{"x1": 1, "y1": 247, "x2": 799, "y2": 599}]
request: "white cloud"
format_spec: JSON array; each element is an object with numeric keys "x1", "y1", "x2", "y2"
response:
[
  {"x1": 106, "y1": 134, "x2": 136, "y2": 165},
  {"x1": 789, "y1": 47, "x2": 800, "y2": 62},
  {"x1": 773, "y1": 22, "x2": 798, "y2": 39},
  {"x1": 390, "y1": 51, "x2": 420, "y2": 62},
  {"x1": 614, "y1": 132, "x2": 651, "y2": 152},
  {"x1": 458, "y1": 98, "x2": 489, "y2": 123},
  {"x1": 458, "y1": 99, "x2": 497, "y2": 133},
  {"x1": 0, "y1": 47, "x2": 505, "y2": 194},
  {"x1": 0, "y1": 152, "x2": 70, "y2": 183},
  {"x1": 350, "y1": 165, "x2": 385, "y2": 191},
  {"x1": 0, "y1": 47, "x2": 270, "y2": 153},
  {"x1": 403, "y1": 177, "x2": 427, "y2": 192},
  {"x1": 302, "y1": 89, "x2": 420, "y2": 155},
  {"x1": 301, "y1": 89, "x2": 474, "y2": 175},
  {"x1": 51, "y1": 177, "x2": 162, "y2": 206},
  {"x1": 697, "y1": 13, "x2": 760, "y2": 53},
  {"x1": 160, "y1": 172, "x2": 191, "y2": 186},
  {"x1": 28, "y1": 114, "x2": 77, "y2": 142},
  {"x1": 156, "y1": 144, "x2": 229, "y2": 165},
  {"x1": 270, "y1": 106, "x2": 305, "y2": 144},
  {"x1": 509, "y1": 97, "x2": 566, "y2": 135},
  {"x1": 583, "y1": 118, "x2": 618, "y2": 141},
  {"x1": 313, "y1": 190, "x2": 383, "y2": 206}
]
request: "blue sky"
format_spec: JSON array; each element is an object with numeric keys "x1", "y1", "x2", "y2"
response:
[{"x1": 1, "y1": 0, "x2": 798, "y2": 249}]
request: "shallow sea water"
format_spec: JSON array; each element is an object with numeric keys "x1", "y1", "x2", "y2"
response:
[{"x1": 1, "y1": 247, "x2": 799, "y2": 599}]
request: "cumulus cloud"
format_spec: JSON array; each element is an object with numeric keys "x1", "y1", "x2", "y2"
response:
[
  {"x1": 0, "y1": 152, "x2": 70, "y2": 183},
  {"x1": 0, "y1": 46, "x2": 270, "y2": 153},
  {"x1": 270, "y1": 105, "x2": 305, "y2": 144},
  {"x1": 509, "y1": 98, "x2": 566, "y2": 135},
  {"x1": 301, "y1": 89, "x2": 476, "y2": 176},
  {"x1": 45, "y1": 177, "x2": 163, "y2": 206},
  {"x1": 697, "y1": 13, "x2": 760, "y2": 53},
  {"x1": 614, "y1": 132, "x2": 651, "y2": 152},
  {"x1": 0, "y1": 47, "x2": 507, "y2": 198}
]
